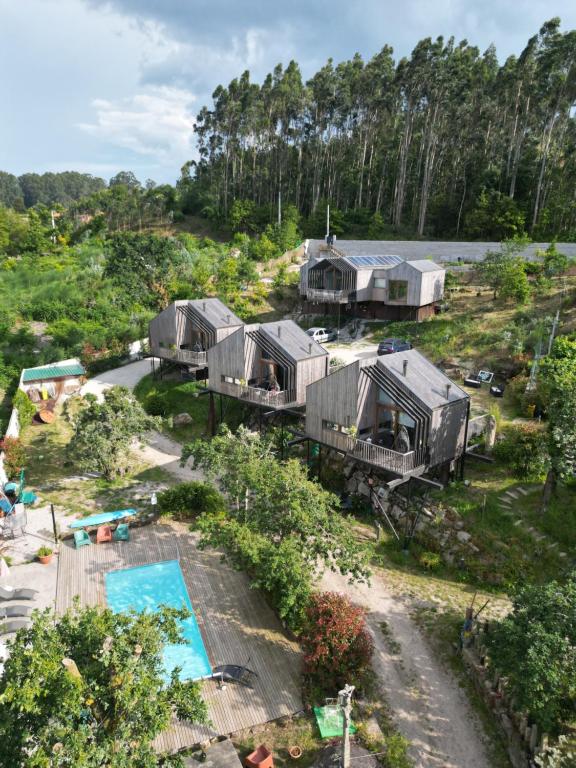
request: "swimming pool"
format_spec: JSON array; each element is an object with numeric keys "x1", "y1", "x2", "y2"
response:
[{"x1": 105, "y1": 560, "x2": 212, "y2": 681}]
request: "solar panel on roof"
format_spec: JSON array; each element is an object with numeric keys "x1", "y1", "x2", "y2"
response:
[{"x1": 347, "y1": 254, "x2": 403, "y2": 267}]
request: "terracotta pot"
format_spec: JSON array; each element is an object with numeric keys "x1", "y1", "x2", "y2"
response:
[
  {"x1": 38, "y1": 554, "x2": 53, "y2": 565},
  {"x1": 288, "y1": 745, "x2": 302, "y2": 760}
]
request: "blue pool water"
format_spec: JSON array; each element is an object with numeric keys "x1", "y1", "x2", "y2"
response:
[{"x1": 105, "y1": 560, "x2": 212, "y2": 681}]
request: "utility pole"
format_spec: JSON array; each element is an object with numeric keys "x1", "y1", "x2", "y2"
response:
[{"x1": 338, "y1": 683, "x2": 355, "y2": 768}]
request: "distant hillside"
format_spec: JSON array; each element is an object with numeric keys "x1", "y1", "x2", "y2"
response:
[{"x1": 0, "y1": 170, "x2": 106, "y2": 209}]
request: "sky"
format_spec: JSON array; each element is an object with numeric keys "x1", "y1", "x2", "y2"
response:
[{"x1": 1, "y1": 0, "x2": 575, "y2": 185}]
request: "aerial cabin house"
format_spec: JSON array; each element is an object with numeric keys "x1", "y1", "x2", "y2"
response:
[
  {"x1": 300, "y1": 239, "x2": 445, "y2": 320},
  {"x1": 208, "y1": 319, "x2": 329, "y2": 410},
  {"x1": 148, "y1": 299, "x2": 243, "y2": 370},
  {"x1": 305, "y1": 349, "x2": 469, "y2": 480}
]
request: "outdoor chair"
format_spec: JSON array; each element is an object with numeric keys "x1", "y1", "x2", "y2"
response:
[
  {"x1": 113, "y1": 523, "x2": 130, "y2": 542},
  {"x1": 0, "y1": 585, "x2": 37, "y2": 601},
  {"x1": 244, "y1": 744, "x2": 273, "y2": 768},
  {"x1": 74, "y1": 530, "x2": 91, "y2": 549},
  {"x1": 0, "y1": 618, "x2": 31, "y2": 636},
  {"x1": 96, "y1": 525, "x2": 113, "y2": 544},
  {"x1": 0, "y1": 605, "x2": 33, "y2": 619}
]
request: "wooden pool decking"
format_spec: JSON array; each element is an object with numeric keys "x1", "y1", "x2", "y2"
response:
[{"x1": 56, "y1": 522, "x2": 303, "y2": 754}]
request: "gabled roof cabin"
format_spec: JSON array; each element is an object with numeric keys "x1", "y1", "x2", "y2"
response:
[
  {"x1": 306, "y1": 349, "x2": 469, "y2": 478},
  {"x1": 208, "y1": 320, "x2": 329, "y2": 409},
  {"x1": 149, "y1": 299, "x2": 243, "y2": 367},
  {"x1": 300, "y1": 240, "x2": 445, "y2": 321}
]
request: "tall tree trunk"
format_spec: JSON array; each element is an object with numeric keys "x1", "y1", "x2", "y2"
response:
[{"x1": 540, "y1": 468, "x2": 556, "y2": 513}]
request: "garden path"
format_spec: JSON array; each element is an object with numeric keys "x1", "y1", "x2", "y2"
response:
[
  {"x1": 80, "y1": 358, "x2": 201, "y2": 482},
  {"x1": 319, "y1": 567, "x2": 494, "y2": 768}
]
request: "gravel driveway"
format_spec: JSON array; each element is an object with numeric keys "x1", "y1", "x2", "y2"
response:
[{"x1": 320, "y1": 568, "x2": 493, "y2": 768}]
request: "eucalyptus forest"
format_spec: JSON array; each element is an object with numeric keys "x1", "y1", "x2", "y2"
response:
[{"x1": 188, "y1": 18, "x2": 576, "y2": 240}]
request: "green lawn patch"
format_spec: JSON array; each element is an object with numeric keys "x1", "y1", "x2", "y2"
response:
[{"x1": 134, "y1": 373, "x2": 244, "y2": 443}]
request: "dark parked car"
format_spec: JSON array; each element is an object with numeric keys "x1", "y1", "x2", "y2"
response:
[{"x1": 377, "y1": 338, "x2": 413, "y2": 355}]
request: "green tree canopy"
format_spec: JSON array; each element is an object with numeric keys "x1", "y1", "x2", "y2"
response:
[
  {"x1": 486, "y1": 572, "x2": 576, "y2": 734},
  {"x1": 68, "y1": 386, "x2": 160, "y2": 480},
  {"x1": 104, "y1": 232, "x2": 184, "y2": 309},
  {"x1": 0, "y1": 603, "x2": 208, "y2": 767},
  {"x1": 182, "y1": 427, "x2": 370, "y2": 628}
]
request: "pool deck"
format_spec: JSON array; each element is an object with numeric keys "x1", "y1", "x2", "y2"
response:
[{"x1": 56, "y1": 522, "x2": 303, "y2": 754}]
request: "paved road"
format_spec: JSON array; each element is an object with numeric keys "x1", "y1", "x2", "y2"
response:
[{"x1": 81, "y1": 358, "x2": 156, "y2": 399}]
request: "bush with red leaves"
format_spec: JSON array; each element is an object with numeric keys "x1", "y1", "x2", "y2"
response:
[
  {"x1": 300, "y1": 591, "x2": 373, "y2": 691},
  {"x1": 0, "y1": 437, "x2": 26, "y2": 479}
]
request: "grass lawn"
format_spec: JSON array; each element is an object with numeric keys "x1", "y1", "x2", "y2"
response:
[
  {"x1": 19, "y1": 410, "x2": 176, "y2": 520},
  {"x1": 133, "y1": 373, "x2": 246, "y2": 444},
  {"x1": 361, "y1": 275, "x2": 576, "y2": 400}
]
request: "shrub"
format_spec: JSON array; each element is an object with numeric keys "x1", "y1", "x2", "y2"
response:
[
  {"x1": 0, "y1": 437, "x2": 26, "y2": 479},
  {"x1": 493, "y1": 423, "x2": 549, "y2": 479},
  {"x1": 419, "y1": 551, "x2": 441, "y2": 570},
  {"x1": 144, "y1": 392, "x2": 168, "y2": 417},
  {"x1": 300, "y1": 591, "x2": 373, "y2": 692},
  {"x1": 157, "y1": 481, "x2": 225, "y2": 520},
  {"x1": 12, "y1": 389, "x2": 36, "y2": 428}
]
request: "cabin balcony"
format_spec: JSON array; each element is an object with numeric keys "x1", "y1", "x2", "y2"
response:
[
  {"x1": 306, "y1": 288, "x2": 349, "y2": 303},
  {"x1": 219, "y1": 380, "x2": 297, "y2": 409},
  {"x1": 152, "y1": 346, "x2": 207, "y2": 366},
  {"x1": 322, "y1": 429, "x2": 425, "y2": 476}
]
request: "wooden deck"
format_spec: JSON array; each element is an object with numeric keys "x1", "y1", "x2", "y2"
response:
[{"x1": 56, "y1": 522, "x2": 303, "y2": 754}]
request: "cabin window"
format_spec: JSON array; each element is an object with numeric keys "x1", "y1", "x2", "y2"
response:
[
  {"x1": 388, "y1": 280, "x2": 408, "y2": 302},
  {"x1": 373, "y1": 278, "x2": 387, "y2": 288},
  {"x1": 322, "y1": 420, "x2": 342, "y2": 433},
  {"x1": 377, "y1": 389, "x2": 395, "y2": 406},
  {"x1": 222, "y1": 375, "x2": 241, "y2": 385}
]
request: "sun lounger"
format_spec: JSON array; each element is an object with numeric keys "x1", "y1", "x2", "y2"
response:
[
  {"x1": 0, "y1": 605, "x2": 33, "y2": 619},
  {"x1": 0, "y1": 618, "x2": 31, "y2": 636},
  {"x1": 74, "y1": 530, "x2": 91, "y2": 548},
  {"x1": 113, "y1": 523, "x2": 130, "y2": 542},
  {"x1": 96, "y1": 525, "x2": 113, "y2": 544},
  {"x1": 212, "y1": 664, "x2": 258, "y2": 688},
  {"x1": 0, "y1": 585, "x2": 38, "y2": 601}
]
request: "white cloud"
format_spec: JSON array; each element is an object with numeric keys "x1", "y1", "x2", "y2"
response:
[{"x1": 78, "y1": 86, "x2": 196, "y2": 163}]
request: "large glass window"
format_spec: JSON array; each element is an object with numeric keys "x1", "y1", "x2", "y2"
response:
[
  {"x1": 374, "y1": 277, "x2": 387, "y2": 288},
  {"x1": 388, "y1": 280, "x2": 408, "y2": 301}
]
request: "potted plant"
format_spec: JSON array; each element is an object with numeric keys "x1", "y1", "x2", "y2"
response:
[{"x1": 37, "y1": 546, "x2": 53, "y2": 565}]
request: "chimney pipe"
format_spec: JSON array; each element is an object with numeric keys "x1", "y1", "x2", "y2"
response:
[
  {"x1": 277, "y1": 326, "x2": 281, "y2": 338},
  {"x1": 226, "y1": 314, "x2": 230, "y2": 324},
  {"x1": 308, "y1": 342, "x2": 312, "y2": 354},
  {"x1": 202, "y1": 301, "x2": 206, "y2": 312},
  {"x1": 402, "y1": 360, "x2": 408, "y2": 377},
  {"x1": 446, "y1": 383, "x2": 451, "y2": 399}
]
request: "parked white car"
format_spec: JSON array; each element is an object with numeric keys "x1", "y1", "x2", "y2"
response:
[{"x1": 306, "y1": 327, "x2": 337, "y2": 344}]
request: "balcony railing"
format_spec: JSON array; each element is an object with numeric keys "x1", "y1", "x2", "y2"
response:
[
  {"x1": 306, "y1": 288, "x2": 349, "y2": 303},
  {"x1": 219, "y1": 380, "x2": 297, "y2": 408},
  {"x1": 322, "y1": 429, "x2": 424, "y2": 476},
  {"x1": 152, "y1": 347, "x2": 207, "y2": 366}
]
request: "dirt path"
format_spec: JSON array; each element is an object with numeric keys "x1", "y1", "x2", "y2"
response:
[
  {"x1": 134, "y1": 431, "x2": 203, "y2": 482},
  {"x1": 320, "y1": 569, "x2": 493, "y2": 768}
]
